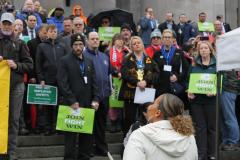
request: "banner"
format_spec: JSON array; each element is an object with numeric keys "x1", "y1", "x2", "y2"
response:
[
  {"x1": 0, "y1": 61, "x2": 10, "y2": 154},
  {"x1": 27, "y1": 84, "x2": 58, "y2": 105},
  {"x1": 56, "y1": 105, "x2": 95, "y2": 134},
  {"x1": 188, "y1": 73, "x2": 217, "y2": 94},
  {"x1": 109, "y1": 78, "x2": 124, "y2": 108},
  {"x1": 198, "y1": 22, "x2": 215, "y2": 32},
  {"x1": 98, "y1": 27, "x2": 121, "y2": 41},
  {"x1": 216, "y1": 28, "x2": 240, "y2": 71}
]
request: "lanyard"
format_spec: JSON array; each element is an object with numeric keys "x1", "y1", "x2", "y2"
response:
[
  {"x1": 161, "y1": 45, "x2": 176, "y2": 65},
  {"x1": 134, "y1": 53, "x2": 145, "y2": 69},
  {"x1": 79, "y1": 61, "x2": 85, "y2": 75}
]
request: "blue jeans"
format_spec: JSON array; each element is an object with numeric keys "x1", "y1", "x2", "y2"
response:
[{"x1": 221, "y1": 91, "x2": 240, "y2": 144}]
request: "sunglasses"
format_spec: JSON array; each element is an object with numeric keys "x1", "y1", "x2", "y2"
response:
[{"x1": 74, "y1": 23, "x2": 83, "y2": 26}]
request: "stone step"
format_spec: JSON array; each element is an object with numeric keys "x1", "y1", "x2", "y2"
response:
[
  {"x1": 16, "y1": 143, "x2": 122, "y2": 159},
  {"x1": 17, "y1": 132, "x2": 123, "y2": 147},
  {"x1": 19, "y1": 154, "x2": 122, "y2": 160}
]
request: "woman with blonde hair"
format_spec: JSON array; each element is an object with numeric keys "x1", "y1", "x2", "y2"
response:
[
  {"x1": 119, "y1": 36, "x2": 159, "y2": 136},
  {"x1": 187, "y1": 41, "x2": 216, "y2": 160},
  {"x1": 123, "y1": 93, "x2": 198, "y2": 160}
]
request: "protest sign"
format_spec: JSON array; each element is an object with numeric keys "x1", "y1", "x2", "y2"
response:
[
  {"x1": 134, "y1": 87, "x2": 156, "y2": 104},
  {"x1": 27, "y1": 84, "x2": 57, "y2": 105},
  {"x1": 109, "y1": 78, "x2": 124, "y2": 108},
  {"x1": 0, "y1": 61, "x2": 10, "y2": 154},
  {"x1": 198, "y1": 22, "x2": 215, "y2": 32},
  {"x1": 56, "y1": 105, "x2": 95, "y2": 134},
  {"x1": 98, "y1": 27, "x2": 120, "y2": 41},
  {"x1": 188, "y1": 73, "x2": 217, "y2": 94}
]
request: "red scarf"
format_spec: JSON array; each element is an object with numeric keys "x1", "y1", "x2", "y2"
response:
[{"x1": 109, "y1": 47, "x2": 124, "y2": 71}]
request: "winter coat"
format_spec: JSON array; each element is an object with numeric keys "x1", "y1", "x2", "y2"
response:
[
  {"x1": 35, "y1": 39, "x2": 67, "y2": 84},
  {"x1": 123, "y1": 120, "x2": 198, "y2": 160}
]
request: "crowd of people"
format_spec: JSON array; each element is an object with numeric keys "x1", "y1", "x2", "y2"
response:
[{"x1": 0, "y1": 0, "x2": 240, "y2": 160}]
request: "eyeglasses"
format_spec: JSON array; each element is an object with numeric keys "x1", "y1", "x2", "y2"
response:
[
  {"x1": 163, "y1": 36, "x2": 172, "y2": 39},
  {"x1": 74, "y1": 23, "x2": 83, "y2": 26},
  {"x1": 152, "y1": 37, "x2": 161, "y2": 39}
]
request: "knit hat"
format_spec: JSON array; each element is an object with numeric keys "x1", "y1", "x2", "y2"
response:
[
  {"x1": 71, "y1": 33, "x2": 85, "y2": 46},
  {"x1": 150, "y1": 29, "x2": 162, "y2": 39}
]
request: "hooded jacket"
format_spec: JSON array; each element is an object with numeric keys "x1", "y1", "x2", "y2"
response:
[
  {"x1": 72, "y1": 5, "x2": 87, "y2": 24},
  {"x1": 123, "y1": 120, "x2": 198, "y2": 160}
]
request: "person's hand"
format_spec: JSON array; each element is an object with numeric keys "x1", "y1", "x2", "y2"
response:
[
  {"x1": 0, "y1": 56, "x2": 3, "y2": 62},
  {"x1": 146, "y1": 13, "x2": 151, "y2": 19},
  {"x1": 118, "y1": 72, "x2": 122, "y2": 78},
  {"x1": 7, "y1": 60, "x2": 17, "y2": 69},
  {"x1": 71, "y1": 102, "x2": 80, "y2": 110},
  {"x1": 91, "y1": 101, "x2": 99, "y2": 111},
  {"x1": 40, "y1": 81, "x2": 45, "y2": 87},
  {"x1": 188, "y1": 92, "x2": 195, "y2": 100},
  {"x1": 29, "y1": 78, "x2": 36, "y2": 84},
  {"x1": 170, "y1": 74, "x2": 178, "y2": 82},
  {"x1": 206, "y1": 93, "x2": 216, "y2": 97},
  {"x1": 137, "y1": 80, "x2": 147, "y2": 90}
]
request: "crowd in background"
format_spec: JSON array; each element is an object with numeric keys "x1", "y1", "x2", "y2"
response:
[{"x1": 0, "y1": 0, "x2": 240, "y2": 160}]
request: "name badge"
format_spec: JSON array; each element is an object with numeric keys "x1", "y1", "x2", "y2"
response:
[
  {"x1": 164, "y1": 65, "x2": 172, "y2": 72},
  {"x1": 84, "y1": 76, "x2": 88, "y2": 84}
]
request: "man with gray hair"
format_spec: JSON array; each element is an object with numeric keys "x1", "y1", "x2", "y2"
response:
[
  {"x1": 0, "y1": 12, "x2": 33, "y2": 160},
  {"x1": 60, "y1": 17, "x2": 86, "y2": 52}
]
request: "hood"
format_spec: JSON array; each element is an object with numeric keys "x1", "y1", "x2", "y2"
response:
[
  {"x1": 195, "y1": 55, "x2": 216, "y2": 67},
  {"x1": 72, "y1": 5, "x2": 87, "y2": 23},
  {"x1": 139, "y1": 120, "x2": 194, "y2": 157}
]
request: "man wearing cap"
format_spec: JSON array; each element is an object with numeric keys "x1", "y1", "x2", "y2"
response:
[
  {"x1": 120, "y1": 23, "x2": 132, "y2": 53},
  {"x1": 57, "y1": 33, "x2": 99, "y2": 160},
  {"x1": 47, "y1": 7, "x2": 65, "y2": 33},
  {"x1": 0, "y1": 12, "x2": 33, "y2": 160},
  {"x1": 145, "y1": 29, "x2": 162, "y2": 58}
]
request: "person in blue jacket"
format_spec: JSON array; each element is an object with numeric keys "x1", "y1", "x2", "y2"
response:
[
  {"x1": 139, "y1": 7, "x2": 158, "y2": 47},
  {"x1": 47, "y1": 7, "x2": 65, "y2": 33}
]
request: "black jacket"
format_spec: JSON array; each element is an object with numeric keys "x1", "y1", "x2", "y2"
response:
[
  {"x1": 0, "y1": 31, "x2": 33, "y2": 89},
  {"x1": 158, "y1": 21, "x2": 179, "y2": 38},
  {"x1": 57, "y1": 53, "x2": 99, "y2": 106},
  {"x1": 35, "y1": 39, "x2": 67, "y2": 84},
  {"x1": 223, "y1": 22, "x2": 231, "y2": 33},
  {"x1": 27, "y1": 36, "x2": 42, "y2": 79},
  {"x1": 153, "y1": 47, "x2": 189, "y2": 97},
  {"x1": 119, "y1": 53, "x2": 159, "y2": 101}
]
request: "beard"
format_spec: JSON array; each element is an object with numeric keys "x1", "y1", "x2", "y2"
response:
[{"x1": 2, "y1": 30, "x2": 13, "y2": 36}]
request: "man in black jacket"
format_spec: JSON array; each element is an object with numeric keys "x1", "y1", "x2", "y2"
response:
[
  {"x1": 35, "y1": 24, "x2": 67, "y2": 135},
  {"x1": 0, "y1": 13, "x2": 33, "y2": 160},
  {"x1": 57, "y1": 33, "x2": 99, "y2": 160},
  {"x1": 158, "y1": 12, "x2": 179, "y2": 40}
]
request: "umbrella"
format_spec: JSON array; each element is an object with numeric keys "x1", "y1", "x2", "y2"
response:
[{"x1": 90, "y1": 8, "x2": 137, "y2": 35}]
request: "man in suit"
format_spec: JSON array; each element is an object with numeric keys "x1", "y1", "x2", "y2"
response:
[
  {"x1": 158, "y1": 12, "x2": 179, "y2": 40},
  {"x1": 22, "y1": 14, "x2": 37, "y2": 40},
  {"x1": 57, "y1": 33, "x2": 99, "y2": 160},
  {"x1": 140, "y1": 7, "x2": 158, "y2": 47},
  {"x1": 216, "y1": 15, "x2": 231, "y2": 33}
]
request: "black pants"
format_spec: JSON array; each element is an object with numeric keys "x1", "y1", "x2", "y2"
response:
[
  {"x1": 123, "y1": 101, "x2": 139, "y2": 136},
  {"x1": 94, "y1": 97, "x2": 109, "y2": 153},
  {"x1": 190, "y1": 103, "x2": 216, "y2": 160},
  {"x1": 64, "y1": 132, "x2": 93, "y2": 160}
]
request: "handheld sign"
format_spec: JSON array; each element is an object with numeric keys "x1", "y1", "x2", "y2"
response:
[
  {"x1": 109, "y1": 78, "x2": 124, "y2": 108},
  {"x1": 134, "y1": 87, "x2": 156, "y2": 104},
  {"x1": 27, "y1": 84, "x2": 58, "y2": 105},
  {"x1": 98, "y1": 27, "x2": 120, "y2": 41},
  {"x1": 56, "y1": 105, "x2": 95, "y2": 134},
  {"x1": 188, "y1": 73, "x2": 217, "y2": 94},
  {"x1": 198, "y1": 22, "x2": 215, "y2": 32},
  {"x1": 0, "y1": 61, "x2": 10, "y2": 154}
]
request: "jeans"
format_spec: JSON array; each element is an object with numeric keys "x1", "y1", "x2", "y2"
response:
[
  {"x1": 221, "y1": 91, "x2": 239, "y2": 144},
  {"x1": 8, "y1": 83, "x2": 25, "y2": 158}
]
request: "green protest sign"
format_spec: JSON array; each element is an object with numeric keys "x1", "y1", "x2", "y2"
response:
[
  {"x1": 98, "y1": 27, "x2": 121, "y2": 41},
  {"x1": 109, "y1": 78, "x2": 124, "y2": 108},
  {"x1": 27, "y1": 84, "x2": 57, "y2": 105},
  {"x1": 188, "y1": 73, "x2": 217, "y2": 94},
  {"x1": 56, "y1": 105, "x2": 95, "y2": 134},
  {"x1": 198, "y1": 22, "x2": 215, "y2": 32},
  {"x1": 22, "y1": 36, "x2": 30, "y2": 43}
]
